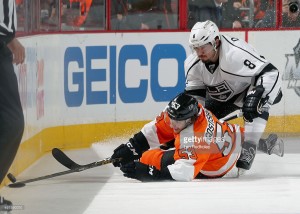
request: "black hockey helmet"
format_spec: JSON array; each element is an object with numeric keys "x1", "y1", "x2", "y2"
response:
[{"x1": 167, "y1": 93, "x2": 199, "y2": 121}]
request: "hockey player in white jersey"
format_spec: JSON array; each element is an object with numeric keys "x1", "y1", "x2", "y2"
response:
[{"x1": 185, "y1": 20, "x2": 283, "y2": 171}]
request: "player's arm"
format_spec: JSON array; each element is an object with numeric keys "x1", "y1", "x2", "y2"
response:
[
  {"x1": 120, "y1": 161, "x2": 174, "y2": 182},
  {"x1": 184, "y1": 88, "x2": 206, "y2": 106},
  {"x1": 111, "y1": 110, "x2": 175, "y2": 167},
  {"x1": 120, "y1": 152, "x2": 209, "y2": 182},
  {"x1": 120, "y1": 139, "x2": 208, "y2": 182},
  {"x1": 254, "y1": 63, "x2": 282, "y2": 105},
  {"x1": 243, "y1": 63, "x2": 282, "y2": 122}
]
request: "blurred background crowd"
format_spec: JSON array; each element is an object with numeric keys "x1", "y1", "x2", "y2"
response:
[{"x1": 15, "y1": 0, "x2": 300, "y2": 32}]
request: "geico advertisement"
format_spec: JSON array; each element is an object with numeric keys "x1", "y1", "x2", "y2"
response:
[
  {"x1": 61, "y1": 33, "x2": 191, "y2": 122},
  {"x1": 64, "y1": 43, "x2": 186, "y2": 106}
]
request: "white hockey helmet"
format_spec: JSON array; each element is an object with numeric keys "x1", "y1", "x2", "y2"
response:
[{"x1": 189, "y1": 20, "x2": 220, "y2": 50}]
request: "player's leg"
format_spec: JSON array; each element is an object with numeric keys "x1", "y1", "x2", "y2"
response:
[
  {"x1": 206, "y1": 97, "x2": 284, "y2": 157},
  {"x1": 236, "y1": 114, "x2": 268, "y2": 170},
  {"x1": 257, "y1": 90, "x2": 284, "y2": 157},
  {"x1": 237, "y1": 82, "x2": 283, "y2": 170},
  {"x1": 205, "y1": 98, "x2": 254, "y2": 170}
]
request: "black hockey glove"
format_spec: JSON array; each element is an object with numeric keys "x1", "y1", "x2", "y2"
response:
[
  {"x1": 120, "y1": 161, "x2": 173, "y2": 182},
  {"x1": 242, "y1": 85, "x2": 265, "y2": 123},
  {"x1": 111, "y1": 132, "x2": 150, "y2": 167},
  {"x1": 111, "y1": 140, "x2": 141, "y2": 167}
]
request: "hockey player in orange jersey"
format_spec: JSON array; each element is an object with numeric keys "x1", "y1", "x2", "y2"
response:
[{"x1": 111, "y1": 93, "x2": 244, "y2": 181}]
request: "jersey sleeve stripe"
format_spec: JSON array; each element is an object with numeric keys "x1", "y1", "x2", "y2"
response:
[
  {"x1": 265, "y1": 70, "x2": 280, "y2": 98},
  {"x1": 222, "y1": 35, "x2": 267, "y2": 63},
  {"x1": 254, "y1": 63, "x2": 277, "y2": 84},
  {"x1": 254, "y1": 63, "x2": 280, "y2": 98}
]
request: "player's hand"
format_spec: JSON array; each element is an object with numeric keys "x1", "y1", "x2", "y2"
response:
[
  {"x1": 242, "y1": 85, "x2": 265, "y2": 123},
  {"x1": 111, "y1": 140, "x2": 141, "y2": 167},
  {"x1": 121, "y1": 162, "x2": 161, "y2": 181}
]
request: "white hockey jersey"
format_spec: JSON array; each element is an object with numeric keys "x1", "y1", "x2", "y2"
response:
[{"x1": 185, "y1": 35, "x2": 281, "y2": 106}]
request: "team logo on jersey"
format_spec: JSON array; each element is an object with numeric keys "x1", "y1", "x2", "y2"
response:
[
  {"x1": 206, "y1": 81, "x2": 234, "y2": 101},
  {"x1": 283, "y1": 38, "x2": 300, "y2": 96}
]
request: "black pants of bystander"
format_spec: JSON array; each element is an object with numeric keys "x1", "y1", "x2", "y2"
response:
[{"x1": 0, "y1": 43, "x2": 24, "y2": 184}]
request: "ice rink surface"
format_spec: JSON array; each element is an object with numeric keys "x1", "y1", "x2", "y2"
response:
[{"x1": 1, "y1": 137, "x2": 300, "y2": 214}]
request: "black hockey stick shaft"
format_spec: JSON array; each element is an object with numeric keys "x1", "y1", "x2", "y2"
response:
[{"x1": 8, "y1": 157, "x2": 119, "y2": 188}]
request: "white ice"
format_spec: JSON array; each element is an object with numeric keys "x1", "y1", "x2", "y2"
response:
[{"x1": 0, "y1": 137, "x2": 300, "y2": 214}]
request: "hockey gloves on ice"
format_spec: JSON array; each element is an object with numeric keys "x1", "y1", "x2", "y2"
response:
[
  {"x1": 111, "y1": 132, "x2": 150, "y2": 167},
  {"x1": 120, "y1": 161, "x2": 173, "y2": 182},
  {"x1": 242, "y1": 85, "x2": 265, "y2": 123}
]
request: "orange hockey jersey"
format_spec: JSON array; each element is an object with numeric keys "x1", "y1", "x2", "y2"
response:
[{"x1": 140, "y1": 104, "x2": 243, "y2": 181}]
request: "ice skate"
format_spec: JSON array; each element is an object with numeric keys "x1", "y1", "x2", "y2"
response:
[{"x1": 258, "y1": 134, "x2": 284, "y2": 157}]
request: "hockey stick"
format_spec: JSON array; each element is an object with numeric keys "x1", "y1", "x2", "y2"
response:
[
  {"x1": 52, "y1": 148, "x2": 114, "y2": 170},
  {"x1": 7, "y1": 155, "x2": 121, "y2": 188},
  {"x1": 220, "y1": 111, "x2": 243, "y2": 122},
  {"x1": 52, "y1": 148, "x2": 81, "y2": 170}
]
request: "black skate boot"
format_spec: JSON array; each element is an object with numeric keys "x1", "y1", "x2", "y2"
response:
[
  {"x1": 258, "y1": 134, "x2": 284, "y2": 157},
  {"x1": 0, "y1": 196, "x2": 12, "y2": 213},
  {"x1": 236, "y1": 141, "x2": 257, "y2": 170}
]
